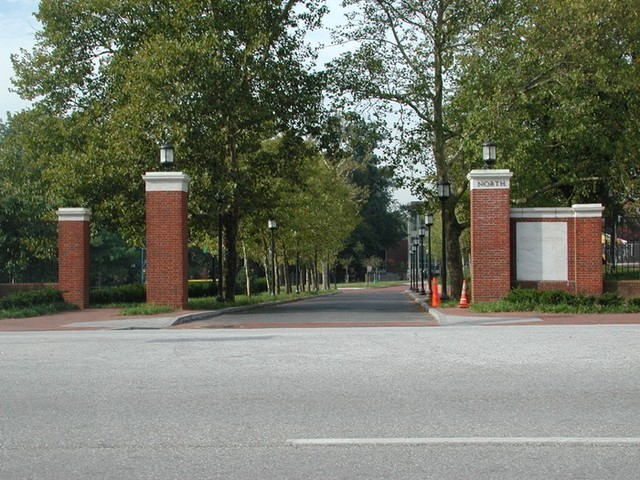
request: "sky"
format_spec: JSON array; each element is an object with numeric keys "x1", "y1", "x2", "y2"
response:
[{"x1": 0, "y1": 0, "x2": 415, "y2": 204}]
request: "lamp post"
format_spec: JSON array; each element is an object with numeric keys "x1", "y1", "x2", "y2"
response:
[
  {"x1": 268, "y1": 220, "x2": 277, "y2": 295},
  {"x1": 215, "y1": 193, "x2": 224, "y2": 302},
  {"x1": 412, "y1": 237, "x2": 420, "y2": 291},
  {"x1": 482, "y1": 141, "x2": 497, "y2": 169},
  {"x1": 410, "y1": 243, "x2": 416, "y2": 291},
  {"x1": 425, "y1": 212, "x2": 434, "y2": 296},
  {"x1": 160, "y1": 143, "x2": 174, "y2": 170},
  {"x1": 418, "y1": 227, "x2": 426, "y2": 295},
  {"x1": 294, "y1": 231, "x2": 300, "y2": 294},
  {"x1": 436, "y1": 178, "x2": 451, "y2": 300}
]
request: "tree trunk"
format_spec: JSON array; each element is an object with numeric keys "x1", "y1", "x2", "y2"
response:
[
  {"x1": 242, "y1": 241, "x2": 251, "y2": 297},
  {"x1": 221, "y1": 205, "x2": 239, "y2": 302}
]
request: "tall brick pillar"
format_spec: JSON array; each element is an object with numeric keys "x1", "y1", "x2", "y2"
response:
[
  {"x1": 57, "y1": 208, "x2": 91, "y2": 309},
  {"x1": 143, "y1": 172, "x2": 191, "y2": 309},
  {"x1": 573, "y1": 204, "x2": 604, "y2": 295},
  {"x1": 467, "y1": 170, "x2": 514, "y2": 302}
]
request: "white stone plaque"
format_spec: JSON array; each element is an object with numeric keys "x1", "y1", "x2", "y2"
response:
[{"x1": 516, "y1": 222, "x2": 568, "y2": 281}]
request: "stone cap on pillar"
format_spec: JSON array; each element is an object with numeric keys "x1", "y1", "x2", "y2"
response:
[
  {"x1": 572, "y1": 203, "x2": 604, "y2": 218},
  {"x1": 57, "y1": 207, "x2": 92, "y2": 222},
  {"x1": 143, "y1": 172, "x2": 191, "y2": 192},
  {"x1": 467, "y1": 169, "x2": 513, "y2": 190}
]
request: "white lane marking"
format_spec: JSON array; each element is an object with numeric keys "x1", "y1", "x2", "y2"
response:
[{"x1": 287, "y1": 437, "x2": 640, "y2": 446}]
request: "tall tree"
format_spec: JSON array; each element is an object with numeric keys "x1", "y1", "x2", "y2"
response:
[
  {"x1": 453, "y1": 0, "x2": 640, "y2": 213},
  {"x1": 328, "y1": 0, "x2": 494, "y2": 297},
  {"x1": 319, "y1": 113, "x2": 405, "y2": 271},
  {"x1": 12, "y1": 0, "x2": 327, "y2": 300}
]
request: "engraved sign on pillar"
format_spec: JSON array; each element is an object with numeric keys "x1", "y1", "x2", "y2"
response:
[{"x1": 516, "y1": 222, "x2": 568, "y2": 281}]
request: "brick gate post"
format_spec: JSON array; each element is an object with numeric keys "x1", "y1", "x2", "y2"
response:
[
  {"x1": 57, "y1": 208, "x2": 91, "y2": 309},
  {"x1": 467, "y1": 170, "x2": 513, "y2": 302},
  {"x1": 573, "y1": 204, "x2": 604, "y2": 295},
  {"x1": 143, "y1": 172, "x2": 191, "y2": 309}
]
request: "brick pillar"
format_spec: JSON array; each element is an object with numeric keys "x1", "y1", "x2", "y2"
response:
[
  {"x1": 467, "y1": 170, "x2": 514, "y2": 302},
  {"x1": 57, "y1": 208, "x2": 91, "y2": 309},
  {"x1": 143, "y1": 172, "x2": 191, "y2": 309},
  {"x1": 573, "y1": 204, "x2": 604, "y2": 295}
]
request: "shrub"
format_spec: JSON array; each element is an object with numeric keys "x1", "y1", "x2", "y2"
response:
[
  {"x1": 188, "y1": 281, "x2": 216, "y2": 298},
  {"x1": 0, "y1": 287, "x2": 66, "y2": 309},
  {"x1": 597, "y1": 292, "x2": 624, "y2": 307},
  {"x1": 90, "y1": 284, "x2": 146, "y2": 305},
  {"x1": 504, "y1": 288, "x2": 539, "y2": 306}
]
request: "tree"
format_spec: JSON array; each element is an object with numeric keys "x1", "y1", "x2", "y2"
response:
[
  {"x1": 11, "y1": 0, "x2": 327, "y2": 300},
  {"x1": 319, "y1": 113, "x2": 406, "y2": 276},
  {"x1": 453, "y1": 0, "x2": 640, "y2": 213},
  {"x1": 328, "y1": 0, "x2": 493, "y2": 297},
  {"x1": 0, "y1": 116, "x2": 57, "y2": 282}
]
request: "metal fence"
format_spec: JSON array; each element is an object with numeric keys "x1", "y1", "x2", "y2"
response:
[{"x1": 604, "y1": 215, "x2": 640, "y2": 280}]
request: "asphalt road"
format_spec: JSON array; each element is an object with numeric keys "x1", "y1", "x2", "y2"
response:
[{"x1": 2, "y1": 291, "x2": 640, "y2": 479}]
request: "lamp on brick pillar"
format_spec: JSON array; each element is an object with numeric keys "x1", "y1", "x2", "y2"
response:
[
  {"x1": 268, "y1": 220, "x2": 277, "y2": 295},
  {"x1": 436, "y1": 178, "x2": 451, "y2": 300},
  {"x1": 425, "y1": 212, "x2": 434, "y2": 296},
  {"x1": 160, "y1": 143, "x2": 174, "y2": 169},
  {"x1": 143, "y1": 145, "x2": 190, "y2": 309},
  {"x1": 482, "y1": 141, "x2": 497, "y2": 169}
]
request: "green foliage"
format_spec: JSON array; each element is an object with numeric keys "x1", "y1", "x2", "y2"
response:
[
  {"x1": 120, "y1": 304, "x2": 174, "y2": 316},
  {"x1": 91, "y1": 230, "x2": 144, "y2": 287},
  {"x1": 0, "y1": 288, "x2": 76, "y2": 319},
  {"x1": 478, "y1": 288, "x2": 637, "y2": 313},
  {"x1": 90, "y1": 284, "x2": 146, "y2": 306},
  {"x1": 455, "y1": 0, "x2": 640, "y2": 209},
  {"x1": 0, "y1": 287, "x2": 65, "y2": 310}
]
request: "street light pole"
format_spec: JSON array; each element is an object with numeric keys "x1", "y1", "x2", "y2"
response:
[
  {"x1": 412, "y1": 238, "x2": 419, "y2": 291},
  {"x1": 294, "y1": 231, "x2": 300, "y2": 294},
  {"x1": 268, "y1": 220, "x2": 277, "y2": 295},
  {"x1": 437, "y1": 178, "x2": 451, "y2": 300},
  {"x1": 215, "y1": 194, "x2": 224, "y2": 302},
  {"x1": 425, "y1": 212, "x2": 434, "y2": 296},
  {"x1": 419, "y1": 227, "x2": 426, "y2": 295},
  {"x1": 410, "y1": 244, "x2": 416, "y2": 291}
]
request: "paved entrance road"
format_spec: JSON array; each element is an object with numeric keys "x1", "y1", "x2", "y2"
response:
[
  {"x1": 179, "y1": 286, "x2": 436, "y2": 329},
  {"x1": 3, "y1": 323, "x2": 640, "y2": 479}
]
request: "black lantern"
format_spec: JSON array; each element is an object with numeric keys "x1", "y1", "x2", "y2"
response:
[
  {"x1": 482, "y1": 141, "x2": 497, "y2": 169},
  {"x1": 160, "y1": 143, "x2": 174, "y2": 167}
]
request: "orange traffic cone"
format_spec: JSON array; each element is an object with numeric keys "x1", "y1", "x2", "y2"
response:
[
  {"x1": 458, "y1": 280, "x2": 470, "y2": 308},
  {"x1": 431, "y1": 277, "x2": 441, "y2": 307}
]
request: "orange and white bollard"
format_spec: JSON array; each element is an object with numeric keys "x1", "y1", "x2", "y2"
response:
[
  {"x1": 458, "y1": 279, "x2": 470, "y2": 308},
  {"x1": 431, "y1": 277, "x2": 441, "y2": 307}
]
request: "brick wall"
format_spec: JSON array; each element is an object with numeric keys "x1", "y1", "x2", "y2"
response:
[
  {"x1": 57, "y1": 208, "x2": 91, "y2": 308},
  {"x1": 510, "y1": 205, "x2": 603, "y2": 295},
  {"x1": 143, "y1": 173, "x2": 190, "y2": 309},
  {"x1": 468, "y1": 170, "x2": 513, "y2": 302}
]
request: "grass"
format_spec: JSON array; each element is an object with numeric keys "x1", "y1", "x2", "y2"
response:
[{"x1": 120, "y1": 304, "x2": 176, "y2": 316}]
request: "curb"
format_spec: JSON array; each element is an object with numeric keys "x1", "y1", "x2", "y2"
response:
[
  {"x1": 171, "y1": 291, "x2": 340, "y2": 326},
  {"x1": 404, "y1": 289, "x2": 435, "y2": 317}
]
